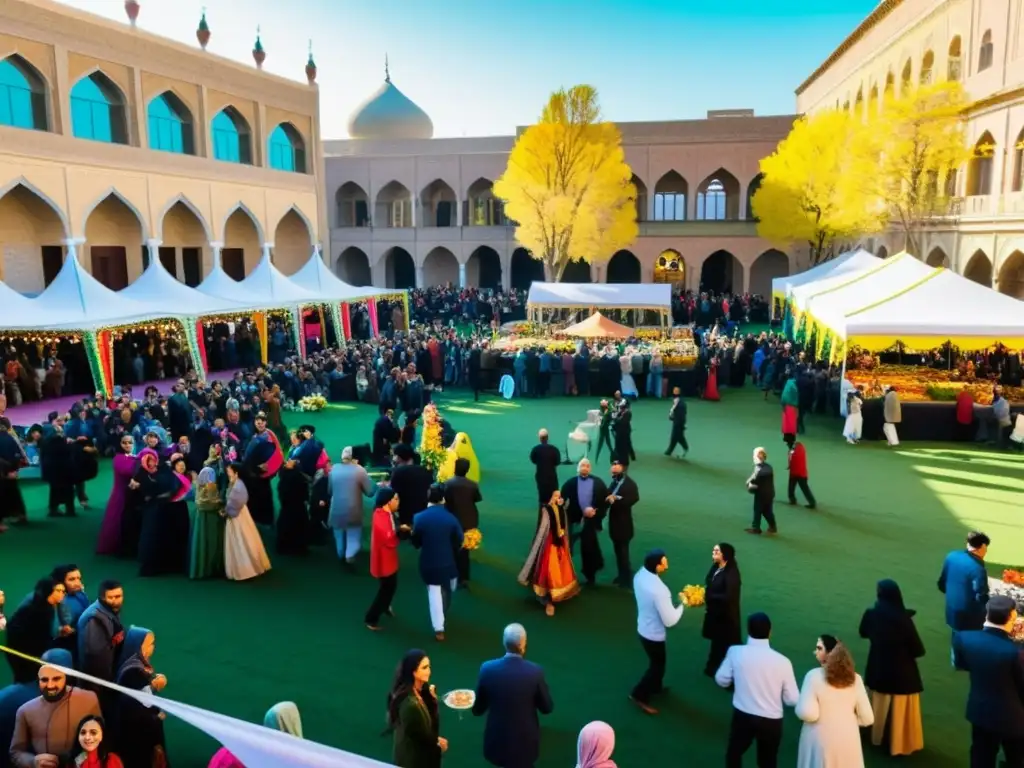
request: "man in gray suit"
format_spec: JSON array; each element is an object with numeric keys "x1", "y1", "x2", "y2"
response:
[{"x1": 328, "y1": 446, "x2": 378, "y2": 568}]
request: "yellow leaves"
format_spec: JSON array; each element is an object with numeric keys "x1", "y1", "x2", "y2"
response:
[{"x1": 494, "y1": 85, "x2": 638, "y2": 280}]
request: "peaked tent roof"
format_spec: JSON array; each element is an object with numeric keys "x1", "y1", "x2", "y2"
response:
[
  {"x1": 288, "y1": 250, "x2": 405, "y2": 301},
  {"x1": 0, "y1": 280, "x2": 41, "y2": 329},
  {"x1": 772, "y1": 248, "x2": 880, "y2": 299},
  {"x1": 196, "y1": 262, "x2": 255, "y2": 304},
  {"x1": 789, "y1": 251, "x2": 901, "y2": 312},
  {"x1": 27, "y1": 252, "x2": 156, "y2": 330},
  {"x1": 843, "y1": 268, "x2": 1024, "y2": 351},
  {"x1": 560, "y1": 311, "x2": 634, "y2": 338},
  {"x1": 527, "y1": 282, "x2": 672, "y2": 310},
  {"x1": 235, "y1": 251, "x2": 320, "y2": 306},
  {"x1": 119, "y1": 258, "x2": 250, "y2": 315}
]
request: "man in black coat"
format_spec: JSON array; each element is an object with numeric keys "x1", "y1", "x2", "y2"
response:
[
  {"x1": 560, "y1": 458, "x2": 608, "y2": 586},
  {"x1": 371, "y1": 410, "x2": 400, "y2": 466},
  {"x1": 41, "y1": 414, "x2": 75, "y2": 517},
  {"x1": 665, "y1": 386, "x2": 688, "y2": 458},
  {"x1": 952, "y1": 595, "x2": 1024, "y2": 767},
  {"x1": 529, "y1": 429, "x2": 561, "y2": 503},
  {"x1": 745, "y1": 446, "x2": 777, "y2": 535},
  {"x1": 605, "y1": 459, "x2": 640, "y2": 587},
  {"x1": 469, "y1": 344, "x2": 483, "y2": 401},
  {"x1": 444, "y1": 457, "x2": 482, "y2": 587},
  {"x1": 389, "y1": 443, "x2": 433, "y2": 527},
  {"x1": 613, "y1": 399, "x2": 635, "y2": 466}
]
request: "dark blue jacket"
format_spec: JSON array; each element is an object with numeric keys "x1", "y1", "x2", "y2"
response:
[
  {"x1": 411, "y1": 505, "x2": 463, "y2": 585},
  {"x1": 937, "y1": 550, "x2": 988, "y2": 631},
  {"x1": 953, "y1": 626, "x2": 1024, "y2": 738},
  {"x1": 472, "y1": 653, "x2": 553, "y2": 768}
]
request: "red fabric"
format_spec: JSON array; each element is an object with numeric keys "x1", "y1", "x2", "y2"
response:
[
  {"x1": 428, "y1": 339, "x2": 443, "y2": 380},
  {"x1": 367, "y1": 300, "x2": 379, "y2": 337},
  {"x1": 788, "y1": 443, "x2": 808, "y2": 478},
  {"x1": 370, "y1": 507, "x2": 400, "y2": 578},
  {"x1": 531, "y1": 531, "x2": 580, "y2": 603},
  {"x1": 260, "y1": 430, "x2": 284, "y2": 479},
  {"x1": 340, "y1": 303, "x2": 351, "y2": 340},
  {"x1": 956, "y1": 390, "x2": 974, "y2": 424},
  {"x1": 80, "y1": 752, "x2": 125, "y2": 768},
  {"x1": 195, "y1": 320, "x2": 208, "y2": 373},
  {"x1": 703, "y1": 365, "x2": 720, "y2": 401},
  {"x1": 782, "y1": 405, "x2": 798, "y2": 435}
]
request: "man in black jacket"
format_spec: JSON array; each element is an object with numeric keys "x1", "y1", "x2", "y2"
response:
[
  {"x1": 444, "y1": 458, "x2": 482, "y2": 587},
  {"x1": 665, "y1": 387, "x2": 688, "y2": 458},
  {"x1": 745, "y1": 446, "x2": 777, "y2": 535},
  {"x1": 560, "y1": 458, "x2": 608, "y2": 586},
  {"x1": 529, "y1": 429, "x2": 561, "y2": 503},
  {"x1": 952, "y1": 595, "x2": 1024, "y2": 767},
  {"x1": 389, "y1": 443, "x2": 433, "y2": 527},
  {"x1": 606, "y1": 459, "x2": 640, "y2": 587}
]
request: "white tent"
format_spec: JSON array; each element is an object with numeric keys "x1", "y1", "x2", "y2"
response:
[
  {"x1": 772, "y1": 248, "x2": 880, "y2": 300},
  {"x1": 119, "y1": 257, "x2": 250, "y2": 316},
  {"x1": 25, "y1": 250, "x2": 156, "y2": 330},
  {"x1": 196, "y1": 262, "x2": 255, "y2": 304},
  {"x1": 800, "y1": 252, "x2": 937, "y2": 341},
  {"x1": 288, "y1": 250, "x2": 402, "y2": 302},
  {"x1": 844, "y1": 268, "x2": 1024, "y2": 351},
  {"x1": 527, "y1": 282, "x2": 672, "y2": 310},
  {"x1": 789, "y1": 252, "x2": 902, "y2": 313},
  {"x1": 236, "y1": 251, "x2": 320, "y2": 306},
  {"x1": 0, "y1": 280, "x2": 41, "y2": 329}
]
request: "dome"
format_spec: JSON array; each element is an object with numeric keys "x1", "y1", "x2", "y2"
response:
[{"x1": 347, "y1": 74, "x2": 434, "y2": 141}]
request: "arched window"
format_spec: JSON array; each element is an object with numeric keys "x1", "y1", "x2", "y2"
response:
[
  {"x1": 967, "y1": 133, "x2": 996, "y2": 196},
  {"x1": 884, "y1": 72, "x2": 894, "y2": 98},
  {"x1": 978, "y1": 30, "x2": 994, "y2": 71},
  {"x1": 268, "y1": 123, "x2": 306, "y2": 173},
  {"x1": 211, "y1": 107, "x2": 252, "y2": 165},
  {"x1": 0, "y1": 55, "x2": 47, "y2": 130},
  {"x1": 920, "y1": 51, "x2": 934, "y2": 85},
  {"x1": 1013, "y1": 128, "x2": 1024, "y2": 193},
  {"x1": 854, "y1": 88, "x2": 863, "y2": 114},
  {"x1": 70, "y1": 71, "x2": 127, "y2": 144},
  {"x1": 697, "y1": 179, "x2": 727, "y2": 220},
  {"x1": 948, "y1": 36, "x2": 962, "y2": 80},
  {"x1": 147, "y1": 92, "x2": 194, "y2": 155},
  {"x1": 901, "y1": 59, "x2": 912, "y2": 91}
]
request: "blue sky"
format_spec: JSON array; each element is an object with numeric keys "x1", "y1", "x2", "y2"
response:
[{"x1": 59, "y1": 0, "x2": 878, "y2": 138}]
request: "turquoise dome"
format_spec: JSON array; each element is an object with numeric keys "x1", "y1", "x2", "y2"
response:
[{"x1": 347, "y1": 78, "x2": 433, "y2": 140}]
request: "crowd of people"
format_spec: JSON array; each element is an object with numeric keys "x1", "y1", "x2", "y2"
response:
[{"x1": 0, "y1": 281, "x2": 1021, "y2": 768}]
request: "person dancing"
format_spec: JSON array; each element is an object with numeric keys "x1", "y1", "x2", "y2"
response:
[{"x1": 518, "y1": 489, "x2": 580, "y2": 616}]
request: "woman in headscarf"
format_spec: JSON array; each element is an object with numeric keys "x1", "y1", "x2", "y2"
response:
[
  {"x1": 190, "y1": 464, "x2": 227, "y2": 579},
  {"x1": 111, "y1": 627, "x2": 169, "y2": 767},
  {"x1": 517, "y1": 488, "x2": 580, "y2": 617},
  {"x1": 0, "y1": 416, "x2": 29, "y2": 532},
  {"x1": 275, "y1": 432, "x2": 311, "y2": 556},
  {"x1": 858, "y1": 579, "x2": 925, "y2": 757},
  {"x1": 223, "y1": 462, "x2": 272, "y2": 581},
  {"x1": 386, "y1": 649, "x2": 445, "y2": 768},
  {"x1": 136, "y1": 450, "x2": 190, "y2": 577},
  {"x1": 4, "y1": 576, "x2": 64, "y2": 682},
  {"x1": 96, "y1": 435, "x2": 138, "y2": 555},
  {"x1": 575, "y1": 721, "x2": 617, "y2": 768},
  {"x1": 240, "y1": 412, "x2": 282, "y2": 528},
  {"x1": 702, "y1": 542, "x2": 741, "y2": 677},
  {"x1": 207, "y1": 702, "x2": 304, "y2": 767}
]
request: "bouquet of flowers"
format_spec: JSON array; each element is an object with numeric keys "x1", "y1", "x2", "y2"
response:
[
  {"x1": 419, "y1": 404, "x2": 447, "y2": 474},
  {"x1": 297, "y1": 394, "x2": 327, "y2": 412},
  {"x1": 463, "y1": 528, "x2": 483, "y2": 550},
  {"x1": 680, "y1": 584, "x2": 706, "y2": 607},
  {"x1": 1003, "y1": 569, "x2": 1024, "y2": 586},
  {"x1": 1012, "y1": 617, "x2": 1024, "y2": 643}
]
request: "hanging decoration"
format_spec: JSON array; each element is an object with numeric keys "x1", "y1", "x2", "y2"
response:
[
  {"x1": 184, "y1": 319, "x2": 207, "y2": 381},
  {"x1": 252, "y1": 311, "x2": 268, "y2": 365},
  {"x1": 99, "y1": 330, "x2": 115, "y2": 396},
  {"x1": 317, "y1": 304, "x2": 326, "y2": 345},
  {"x1": 84, "y1": 331, "x2": 112, "y2": 397},
  {"x1": 366, "y1": 299, "x2": 379, "y2": 337},
  {"x1": 292, "y1": 306, "x2": 306, "y2": 359},
  {"x1": 328, "y1": 302, "x2": 344, "y2": 345},
  {"x1": 340, "y1": 303, "x2": 351, "y2": 340},
  {"x1": 401, "y1": 291, "x2": 411, "y2": 331}
]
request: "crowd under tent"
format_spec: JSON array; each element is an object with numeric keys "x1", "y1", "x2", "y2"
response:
[
  {"x1": 526, "y1": 282, "x2": 673, "y2": 328},
  {"x1": 771, "y1": 249, "x2": 880, "y2": 315}
]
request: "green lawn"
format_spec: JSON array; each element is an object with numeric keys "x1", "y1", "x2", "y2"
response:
[{"x1": 2, "y1": 389, "x2": 1021, "y2": 767}]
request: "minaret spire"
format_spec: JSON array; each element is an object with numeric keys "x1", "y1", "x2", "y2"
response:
[{"x1": 384, "y1": 53, "x2": 391, "y2": 83}]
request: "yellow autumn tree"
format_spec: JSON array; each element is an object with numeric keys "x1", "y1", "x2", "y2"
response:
[
  {"x1": 494, "y1": 85, "x2": 638, "y2": 281},
  {"x1": 752, "y1": 109, "x2": 882, "y2": 264},
  {"x1": 859, "y1": 80, "x2": 970, "y2": 257}
]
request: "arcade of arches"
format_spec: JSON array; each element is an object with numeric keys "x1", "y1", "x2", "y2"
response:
[
  {"x1": 423, "y1": 247, "x2": 459, "y2": 286},
  {"x1": 963, "y1": 250, "x2": 993, "y2": 288},
  {"x1": 1000, "y1": 251, "x2": 1024, "y2": 299},
  {"x1": 272, "y1": 209, "x2": 314, "y2": 276},
  {"x1": 336, "y1": 247, "x2": 372, "y2": 286},
  {"x1": 467, "y1": 246, "x2": 502, "y2": 289},
  {"x1": 0, "y1": 183, "x2": 67, "y2": 292},
  {"x1": 607, "y1": 251, "x2": 641, "y2": 283}
]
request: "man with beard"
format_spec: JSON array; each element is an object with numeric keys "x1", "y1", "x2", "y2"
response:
[
  {"x1": 529, "y1": 429, "x2": 561, "y2": 504},
  {"x1": 0, "y1": 649, "x2": 73, "y2": 768},
  {"x1": 9, "y1": 659, "x2": 101, "y2": 768},
  {"x1": 242, "y1": 412, "x2": 282, "y2": 527},
  {"x1": 560, "y1": 458, "x2": 608, "y2": 586},
  {"x1": 76, "y1": 581, "x2": 125, "y2": 693},
  {"x1": 606, "y1": 459, "x2": 640, "y2": 587}
]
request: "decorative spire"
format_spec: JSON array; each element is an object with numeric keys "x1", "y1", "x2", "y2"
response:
[
  {"x1": 196, "y1": 7, "x2": 211, "y2": 50},
  {"x1": 305, "y1": 40, "x2": 317, "y2": 85},
  {"x1": 384, "y1": 53, "x2": 390, "y2": 83},
  {"x1": 252, "y1": 26, "x2": 266, "y2": 69},
  {"x1": 124, "y1": 0, "x2": 140, "y2": 27}
]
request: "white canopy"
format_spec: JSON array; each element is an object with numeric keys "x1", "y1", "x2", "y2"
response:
[
  {"x1": 289, "y1": 250, "x2": 403, "y2": 302},
  {"x1": 527, "y1": 282, "x2": 672, "y2": 310},
  {"x1": 844, "y1": 268, "x2": 1024, "y2": 351},
  {"x1": 801, "y1": 252, "x2": 937, "y2": 341},
  {"x1": 236, "y1": 251, "x2": 320, "y2": 306},
  {"x1": 789, "y1": 252, "x2": 900, "y2": 313},
  {"x1": 119, "y1": 258, "x2": 250, "y2": 316},
  {"x1": 196, "y1": 262, "x2": 255, "y2": 304},
  {"x1": 0, "y1": 280, "x2": 40, "y2": 329},
  {"x1": 772, "y1": 248, "x2": 880, "y2": 300}
]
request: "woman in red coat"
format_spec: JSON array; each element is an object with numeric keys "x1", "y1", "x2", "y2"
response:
[
  {"x1": 703, "y1": 357, "x2": 721, "y2": 401},
  {"x1": 366, "y1": 488, "x2": 407, "y2": 630}
]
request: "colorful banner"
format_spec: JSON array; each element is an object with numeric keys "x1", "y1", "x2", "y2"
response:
[
  {"x1": 184, "y1": 319, "x2": 207, "y2": 381},
  {"x1": 253, "y1": 311, "x2": 268, "y2": 365},
  {"x1": 83, "y1": 331, "x2": 112, "y2": 397},
  {"x1": 366, "y1": 299, "x2": 379, "y2": 338},
  {"x1": 340, "y1": 302, "x2": 351, "y2": 340},
  {"x1": 98, "y1": 330, "x2": 114, "y2": 396},
  {"x1": 328, "y1": 302, "x2": 344, "y2": 345},
  {"x1": 317, "y1": 304, "x2": 326, "y2": 345},
  {"x1": 401, "y1": 291, "x2": 411, "y2": 330},
  {"x1": 292, "y1": 306, "x2": 306, "y2": 359}
]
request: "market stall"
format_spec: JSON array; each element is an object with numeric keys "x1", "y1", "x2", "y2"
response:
[
  {"x1": 560, "y1": 312, "x2": 634, "y2": 338},
  {"x1": 771, "y1": 248, "x2": 879, "y2": 317},
  {"x1": 526, "y1": 282, "x2": 673, "y2": 330}
]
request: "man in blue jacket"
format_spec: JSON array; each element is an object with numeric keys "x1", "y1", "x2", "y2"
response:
[
  {"x1": 473, "y1": 623, "x2": 553, "y2": 768},
  {"x1": 938, "y1": 531, "x2": 991, "y2": 637},
  {"x1": 411, "y1": 483, "x2": 463, "y2": 641},
  {"x1": 952, "y1": 595, "x2": 1024, "y2": 767}
]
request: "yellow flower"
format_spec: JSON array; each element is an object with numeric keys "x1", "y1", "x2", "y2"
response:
[
  {"x1": 463, "y1": 528, "x2": 483, "y2": 550},
  {"x1": 680, "y1": 584, "x2": 706, "y2": 607}
]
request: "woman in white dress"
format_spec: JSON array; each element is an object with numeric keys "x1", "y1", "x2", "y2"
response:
[
  {"x1": 223, "y1": 462, "x2": 272, "y2": 581},
  {"x1": 796, "y1": 640, "x2": 874, "y2": 768},
  {"x1": 619, "y1": 348, "x2": 638, "y2": 399},
  {"x1": 842, "y1": 387, "x2": 864, "y2": 444}
]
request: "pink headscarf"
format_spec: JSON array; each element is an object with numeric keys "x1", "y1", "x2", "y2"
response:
[{"x1": 576, "y1": 721, "x2": 616, "y2": 768}]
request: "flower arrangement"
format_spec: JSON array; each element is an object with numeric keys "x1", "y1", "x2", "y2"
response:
[
  {"x1": 1004, "y1": 569, "x2": 1024, "y2": 586},
  {"x1": 634, "y1": 328, "x2": 663, "y2": 341},
  {"x1": 296, "y1": 394, "x2": 327, "y2": 412},
  {"x1": 1012, "y1": 617, "x2": 1024, "y2": 643},
  {"x1": 419, "y1": 403, "x2": 447, "y2": 475},
  {"x1": 680, "y1": 584, "x2": 706, "y2": 607},
  {"x1": 463, "y1": 528, "x2": 483, "y2": 550},
  {"x1": 845, "y1": 364, "x2": 1024, "y2": 404}
]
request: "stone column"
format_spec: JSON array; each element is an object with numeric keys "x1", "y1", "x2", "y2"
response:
[
  {"x1": 262, "y1": 242, "x2": 273, "y2": 264},
  {"x1": 146, "y1": 238, "x2": 162, "y2": 273},
  {"x1": 410, "y1": 196, "x2": 418, "y2": 228},
  {"x1": 209, "y1": 240, "x2": 224, "y2": 273},
  {"x1": 64, "y1": 237, "x2": 86, "y2": 262},
  {"x1": 415, "y1": 265, "x2": 425, "y2": 288},
  {"x1": 456, "y1": 198, "x2": 463, "y2": 227},
  {"x1": 458, "y1": 262, "x2": 467, "y2": 288}
]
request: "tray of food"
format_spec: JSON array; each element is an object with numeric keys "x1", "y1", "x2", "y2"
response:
[{"x1": 443, "y1": 689, "x2": 475, "y2": 710}]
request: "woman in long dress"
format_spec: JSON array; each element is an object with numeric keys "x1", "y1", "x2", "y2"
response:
[
  {"x1": 843, "y1": 387, "x2": 864, "y2": 444},
  {"x1": 136, "y1": 450, "x2": 190, "y2": 577},
  {"x1": 703, "y1": 357, "x2": 721, "y2": 401},
  {"x1": 275, "y1": 433, "x2": 310, "y2": 556},
  {"x1": 703, "y1": 542, "x2": 742, "y2": 676},
  {"x1": 618, "y1": 351, "x2": 638, "y2": 400},
  {"x1": 190, "y1": 465, "x2": 226, "y2": 579},
  {"x1": 796, "y1": 641, "x2": 874, "y2": 768},
  {"x1": 517, "y1": 489, "x2": 579, "y2": 616},
  {"x1": 223, "y1": 462, "x2": 272, "y2": 581},
  {"x1": 110, "y1": 627, "x2": 170, "y2": 767},
  {"x1": 96, "y1": 436, "x2": 137, "y2": 555}
]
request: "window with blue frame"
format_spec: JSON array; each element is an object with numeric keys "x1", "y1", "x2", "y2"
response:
[
  {"x1": 268, "y1": 123, "x2": 306, "y2": 173},
  {"x1": 148, "y1": 92, "x2": 194, "y2": 155},
  {"x1": 212, "y1": 108, "x2": 252, "y2": 165},
  {"x1": 0, "y1": 55, "x2": 48, "y2": 131},
  {"x1": 70, "y1": 72, "x2": 127, "y2": 144}
]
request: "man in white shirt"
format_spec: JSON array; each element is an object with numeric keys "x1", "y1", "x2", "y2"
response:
[
  {"x1": 715, "y1": 612, "x2": 798, "y2": 768},
  {"x1": 630, "y1": 549, "x2": 686, "y2": 715}
]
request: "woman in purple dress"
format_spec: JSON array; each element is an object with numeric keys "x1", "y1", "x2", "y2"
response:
[{"x1": 96, "y1": 436, "x2": 137, "y2": 555}]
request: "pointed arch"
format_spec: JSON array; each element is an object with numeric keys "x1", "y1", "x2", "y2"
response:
[
  {"x1": 900, "y1": 58, "x2": 913, "y2": 91},
  {"x1": 155, "y1": 194, "x2": 212, "y2": 241},
  {"x1": 211, "y1": 106, "x2": 253, "y2": 164},
  {"x1": 147, "y1": 90, "x2": 195, "y2": 155},
  {"x1": 335, "y1": 181, "x2": 369, "y2": 227},
  {"x1": 967, "y1": 132, "x2": 996, "y2": 196},
  {"x1": 0, "y1": 53, "x2": 49, "y2": 130},
  {"x1": 696, "y1": 168, "x2": 740, "y2": 220},
  {"x1": 606, "y1": 250, "x2": 641, "y2": 283},
  {"x1": 376, "y1": 180, "x2": 412, "y2": 228},
  {"x1": 70, "y1": 70, "x2": 127, "y2": 144},
  {"x1": 925, "y1": 246, "x2": 949, "y2": 267},
  {"x1": 272, "y1": 207, "x2": 313, "y2": 275},
  {"x1": 465, "y1": 177, "x2": 503, "y2": 226},
  {"x1": 419, "y1": 178, "x2": 458, "y2": 227},
  {"x1": 749, "y1": 249, "x2": 789, "y2": 296},
  {"x1": 270, "y1": 204, "x2": 314, "y2": 244},
  {"x1": 920, "y1": 50, "x2": 934, "y2": 85},
  {"x1": 1012, "y1": 127, "x2": 1024, "y2": 193},
  {"x1": 268, "y1": 122, "x2": 306, "y2": 173},
  {"x1": 422, "y1": 246, "x2": 459, "y2": 285},
  {"x1": 746, "y1": 173, "x2": 764, "y2": 221},
  {"x1": 0, "y1": 177, "x2": 70, "y2": 237},
  {"x1": 0, "y1": 182, "x2": 69, "y2": 291},
  {"x1": 963, "y1": 249, "x2": 992, "y2": 287},
  {"x1": 854, "y1": 87, "x2": 864, "y2": 114},
  {"x1": 79, "y1": 187, "x2": 149, "y2": 240},
  {"x1": 653, "y1": 171, "x2": 687, "y2": 221},
  {"x1": 220, "y1": 201, "x2": 265, "y2": 244},
  {"x1": 948, "y1": 36, "x2": 963, "y2": 80},
  {"x1": 466, "y1": 245, "x2": 502, "y2": 288},
  {"x1": 998, "y1": 251, "x2": 1024, "y2": 299},
  {"x1": 978, "y1": 30, "x2": 993, "y2": 71},
  {"x1": 83, "y1": 192, "x2": 146, "y2": 289}
]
